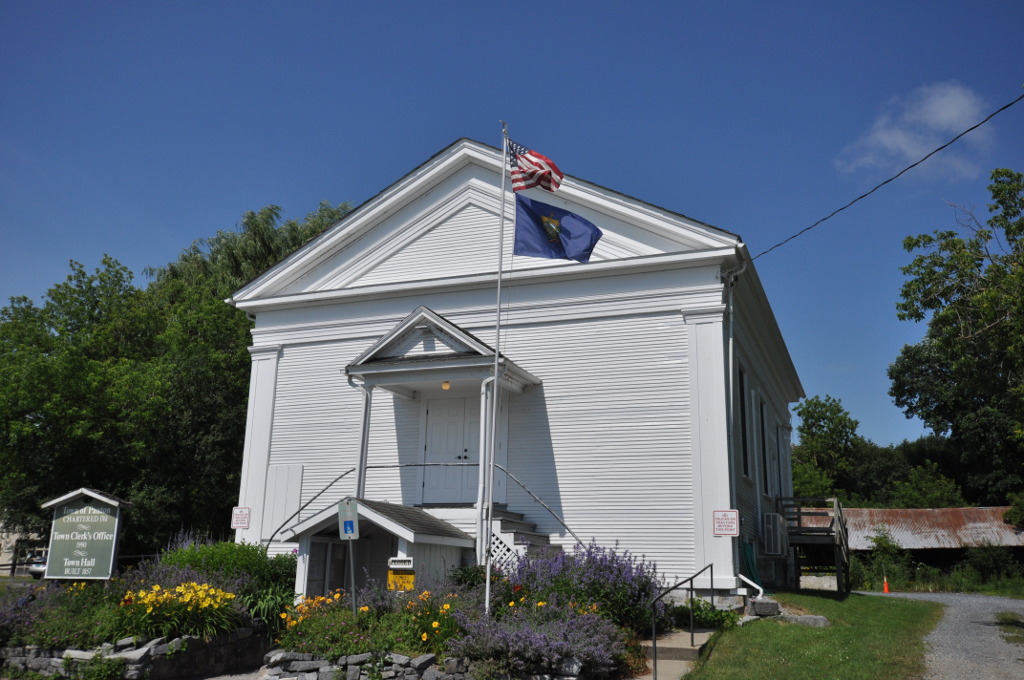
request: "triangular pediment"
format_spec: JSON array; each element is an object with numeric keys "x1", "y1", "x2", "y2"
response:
[
  {"x1": 350, "y1": 306, "x2": 493, "y2": 367},
  {"x1": 346, "y1": 306, "x2": 540, "y2": 395},
  {"x1": 229, "y1": 139, "x2": 740, "y2": 307}
]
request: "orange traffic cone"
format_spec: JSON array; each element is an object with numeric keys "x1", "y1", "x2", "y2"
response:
[{"x1": 883, "y1": 575, "x2": 890, "y2": 593}]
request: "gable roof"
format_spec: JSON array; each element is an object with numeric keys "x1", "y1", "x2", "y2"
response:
[
  {"x1": 279, "y1": 496, "x2": 473, "y2": 548},
  {"x1": 41, "y1": 488, "x2": 127, "y2": 509},
  {"x1": 346, "y1": 306, "x2": 541, "y2": 396},
  {"x1": 227, "y1": 138, "x2": 742, "y2": 312}
]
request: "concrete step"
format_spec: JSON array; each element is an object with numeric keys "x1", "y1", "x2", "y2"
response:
[
  {"x1": 639, "y1": 628, "x2": 714, "y2": 662},
  {"x1": 635, "y1": 657, "x2": 694, "y2": 680}
]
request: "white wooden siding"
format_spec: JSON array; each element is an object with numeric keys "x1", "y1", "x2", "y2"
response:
[
  {"x1": 262, "y1": 306, "x2": 700, "y2": 581},
  {"x1": 409, "y1": 543, "x2": 465, "y2": 584},
  {"x1": 502, "y1": 312, "x2": 696, "y2": 581},
  {"x1": 358, "y1": 204, "x2": 501, "y2": 286},
  {"x1": 262, "y1": 464, "x2": 302, "y2": 542}
]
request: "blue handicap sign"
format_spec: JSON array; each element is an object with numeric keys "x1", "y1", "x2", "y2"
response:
[{"x1": 338, "y1": 499, "x2": 359, "y2": 539}]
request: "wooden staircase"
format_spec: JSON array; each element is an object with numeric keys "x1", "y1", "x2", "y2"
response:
[
  {"x1": 487, "y1": 506, "x2": 557, "y2": 568},
  {"x1": 779, "y1": 497, "x2": 850, "y2": 593}
]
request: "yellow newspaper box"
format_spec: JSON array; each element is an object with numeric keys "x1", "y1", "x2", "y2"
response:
[{"x1": 387, "y1": 557, "x2": 414, "y2": 591}]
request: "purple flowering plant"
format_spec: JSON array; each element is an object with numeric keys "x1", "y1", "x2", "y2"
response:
[
  {"x1": 499, "y1": 542, "x2": 670, "y2": 636},
  {"x1": 448, "y1": 596, "x2": 626, "y2": 676}
]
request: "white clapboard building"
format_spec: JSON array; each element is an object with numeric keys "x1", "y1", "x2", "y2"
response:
[{"x1": 228, "y1": 138, "x2": 803, "y2": 596}]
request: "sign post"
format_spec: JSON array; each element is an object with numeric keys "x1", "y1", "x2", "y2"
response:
[
  {"x1": 230, "y1": 507, "x2": 251, "y2": 530},
  {"x1": 712, "y1": 509, "x2": 740, "y2": 537},
  {"x1": 338, "y1": 499, "x2": 359, "y2": 614},
  {"x1": 41, "y1": 489, "x2": 124, "y2": 580}
]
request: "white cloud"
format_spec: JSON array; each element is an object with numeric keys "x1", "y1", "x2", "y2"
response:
[{"x1": 836, "y1": 81, "x2": 992, "y2": 180}]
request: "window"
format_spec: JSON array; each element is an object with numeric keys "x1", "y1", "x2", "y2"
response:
[
  {"x1": 760, "y1": 401, "x2": 769, "y2": 495},
  {"x1": 739, "y1": 369, "x2": 750, "y2": 477}
]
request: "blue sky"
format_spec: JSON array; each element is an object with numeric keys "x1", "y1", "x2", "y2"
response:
[{"x1": 2, "y1": 1, "x2": 1022, "y2": 446}]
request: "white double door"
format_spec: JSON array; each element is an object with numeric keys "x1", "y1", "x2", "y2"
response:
[{"x1": 423, "y1": 397, "x2": 480, "y2": 504}]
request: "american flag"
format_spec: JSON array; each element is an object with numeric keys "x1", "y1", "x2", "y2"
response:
[{"x1": 508, "y1": 139, "x2": 563, "y2": 193}]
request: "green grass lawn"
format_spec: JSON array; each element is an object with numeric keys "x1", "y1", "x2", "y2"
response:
[{"x1": 683, "y1": 591, "x2": 943, "y2": 680}]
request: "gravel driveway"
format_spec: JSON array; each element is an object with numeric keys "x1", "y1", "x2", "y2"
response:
[{"x1": 864, "y1": 591, "x2": 1024, "y2": 679}]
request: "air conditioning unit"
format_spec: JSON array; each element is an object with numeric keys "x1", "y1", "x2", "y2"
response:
[{"x1": 761, "y1": 513, "x2": 786, "y2": 556}]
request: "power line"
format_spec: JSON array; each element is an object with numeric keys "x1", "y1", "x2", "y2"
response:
[{"x1": 752, "y1": 90, "x2": 1024, "y2": 262}]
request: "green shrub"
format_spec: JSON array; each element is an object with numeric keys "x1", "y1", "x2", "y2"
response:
[
  {"x1": 959, "y1": 545, "x2": 1021, "y2": 581},
  {"x1": 160, "y1": 541, "x2": 297, "y2": 629},
  {"x1": 671, "y1": 598, "x2": 739, "y2": 630},
  {"x1": 1004, "y1": 492, "x2": 1024, "y2": 529},
  {"x1": 3, "y1": 582, "x2": 121, "y2": 649},
  {"x1": 274, "y1": 589, "x2": 451, "y2": 659}
]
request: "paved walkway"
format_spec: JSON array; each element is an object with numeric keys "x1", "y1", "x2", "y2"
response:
[{"x1": 865, "y1": 591, "x2": 1024, "y2": 680}]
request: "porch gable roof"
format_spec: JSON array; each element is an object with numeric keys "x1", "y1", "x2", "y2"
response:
[
  {"x1": 280, "y1": 497, "x2": 474, "y2": 549},
  {"x1": 346, "y1": 306, "x2": 541, "y2": 394}
]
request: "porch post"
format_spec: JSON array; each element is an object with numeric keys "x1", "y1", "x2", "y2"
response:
[
  {"x1": 294, "y1": 533, "x2": 311, "y2": 600},
  {"x1": 476, "y1": 377, "x2": 495, "y2": 564},
  {"x1": 354, "y1": 382, "x2": 375, "y2": 497}
]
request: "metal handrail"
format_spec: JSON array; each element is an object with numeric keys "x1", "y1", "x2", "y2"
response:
[
  {"x1": 649, "y1": 563, "x2": 714, "y2": 680},
  {"x1": 266, "y1": 461, "x2": 583, "y2": 551},
  {"x1": 494, "y1": 463, "x2": 583, "y2": 548}
]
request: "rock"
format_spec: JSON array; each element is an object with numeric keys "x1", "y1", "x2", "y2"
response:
[
  {"x1": 62, "y1": 650, "x2": 97, "y2": 661},
  {"x1": 421, "y1": 667, "x2": 444, "y2": 680},
  {"x1": 266, "y1": 649, "x2": 290, "y2": 665},
  {"x1": 109, "y1": 646, "x2": 152, "y2": 663},
  {"x1": 411, "y1": 654, "x2": 436, "y2": 671},
  {"x1": 139, "y1": 637, "x2": 165, "y2": 650},
  {"x1": 558, "y1": 657, "x2": 582, "y2": 676},
  {"x1": 752, "y1": 598, "x2": 781, "y2": 617},
  {"x1": 285, "y1": 660, "x2": 328, "y2": 672},
  {"x1": 780, "y1": 614, "x2": 830, "y2": 627}
]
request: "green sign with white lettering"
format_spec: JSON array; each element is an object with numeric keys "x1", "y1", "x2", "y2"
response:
[{"x1": 44, "y1": 496, "x2": 121, "y2": 580}]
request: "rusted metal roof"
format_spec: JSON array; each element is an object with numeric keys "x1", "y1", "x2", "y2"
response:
[{"x1": 840, "y1": 507, "x2": 1023, "y2": 550}]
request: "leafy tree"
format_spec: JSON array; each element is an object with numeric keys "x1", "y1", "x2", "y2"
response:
[
  {"x1": 888, "y1": 461, "x2": 966, "y2": 508},
  {"x1": 792, "y1": 395, "x2": 859, "y2": 479},
  {"x1": 791, "y1": 395, "x2": 862, "y2": 497},
  {"x1": 1005, "y1": 492, "x2": 1024, "y2": 529},
  {"x1": 791, "y1": 396, "x2": 966, "y2": 508},
  {"x1": 0, "y1": 258, "x2": 166, "y2": 540},
  {"x1": 0, "y1": 201, "x2": 351, "y2": 554},
  {"x1": 889, "y1": 168, "x2": 1024, "y2": 504}
]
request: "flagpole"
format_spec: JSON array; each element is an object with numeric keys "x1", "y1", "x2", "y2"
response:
[{"x1": 483, "y1": 123, "x2": 510, "y2": 615}]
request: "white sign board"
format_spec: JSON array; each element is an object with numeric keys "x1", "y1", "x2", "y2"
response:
[
  {"x1": 231, "y1": 507, "x2": 250, "y2": 530},
  {"x1": 712, "y1": 509, "x2": 740, "y2": 536},
  {"x1": 338, "y1": 499, "x2": 359, "y2": 540}
]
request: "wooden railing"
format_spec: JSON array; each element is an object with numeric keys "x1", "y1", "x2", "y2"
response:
[{"x1": 778, "y1": 497, "x2": 850, "y2": 592}]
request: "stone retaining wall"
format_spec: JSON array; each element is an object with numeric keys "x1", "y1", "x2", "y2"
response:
[
  {"x1": 3, "y1": 637, "x2": 589, "y2": 680},
  {"x1": 0, "y1": 627, "x2": 270, "y2": 679},
  {"x1": 264, "y1": 649, "x2": 586, "y2": 680}
]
